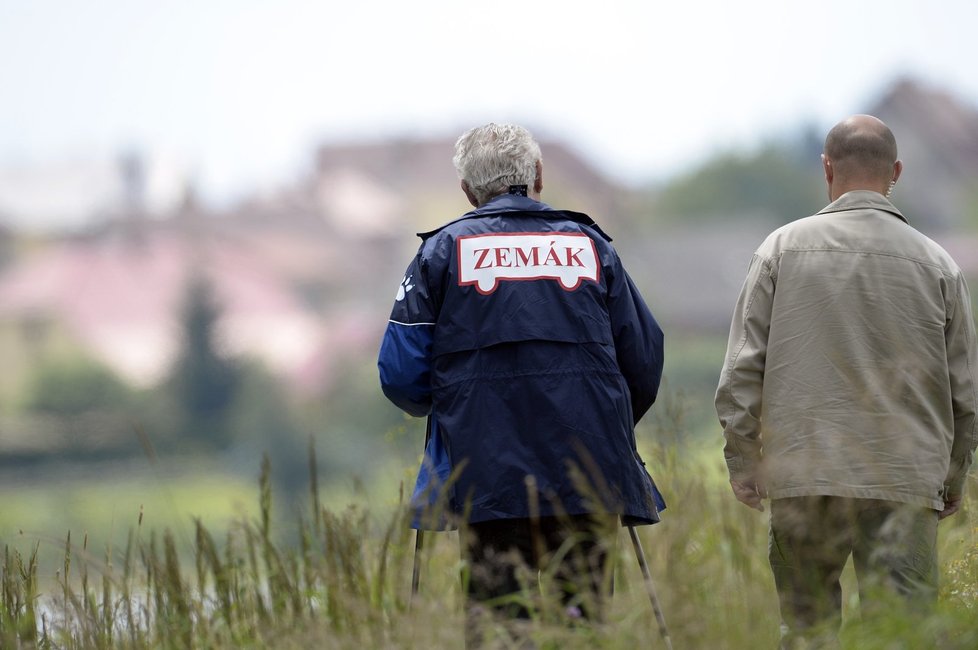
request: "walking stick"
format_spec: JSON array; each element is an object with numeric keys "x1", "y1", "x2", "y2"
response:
[
  {"x1": 628, "y1": 525, "x2": 674, "y2": 650},
  {"x1": 410, "y1": 525, "x2": 424, "y2": 601},
  {"x1": 410, "y1": 415, "x2": 433, "y2": 604}
]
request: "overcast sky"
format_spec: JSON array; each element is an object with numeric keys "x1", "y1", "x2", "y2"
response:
[{"x1": 2, "y1": 0, "x2": 977, "y2": 206}]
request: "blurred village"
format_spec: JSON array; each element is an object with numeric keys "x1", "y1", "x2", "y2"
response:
[{"x1": 0, "y1": 77, "x2": 977, "y2": 497}]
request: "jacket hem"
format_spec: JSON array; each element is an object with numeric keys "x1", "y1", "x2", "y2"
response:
[{"x1": 767, "y1": 486, "x2": 943, "y2": 511}]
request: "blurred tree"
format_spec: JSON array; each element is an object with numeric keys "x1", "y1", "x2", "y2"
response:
[
  {"x1": 19, "y1": 354, "x2": 139, "y2": 460},
  {"x1": 226, "y1": 360, "x2": 308, "y2": 494},
  {"x1": 651, "y1": 131, "x2": 825, "y2": 226},
  {"x1": 962, "y1": 185, "x2": 978, "y2": 232},
  {"x1": 0, "y1": 223, "x2": 14, "y2": 271},
  {"x1": 25, "y1": 355, "x2": 132, "y2": 416},
  {"x1": 300, "y1": 355, "x2": 412, "y2": 475},
  {"x1": 166, "y1": 274, "x2": 241, "y2": 449}
]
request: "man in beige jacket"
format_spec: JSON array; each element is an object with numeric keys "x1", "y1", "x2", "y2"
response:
[{"x1": 715, "y1": 114, "x2": 978, "y2": 643}]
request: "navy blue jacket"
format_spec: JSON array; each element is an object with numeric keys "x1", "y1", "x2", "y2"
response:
[{"x1": 378, "y1": 194, "x2": 665, "y2": 529}]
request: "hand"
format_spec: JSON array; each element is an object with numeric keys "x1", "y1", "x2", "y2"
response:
[
  {"x1": 939, "y1": 495, "x2": 962, "y2": 520},
  {"x1": 730, "y1": 479, "x2": 765, "y2": 512}
]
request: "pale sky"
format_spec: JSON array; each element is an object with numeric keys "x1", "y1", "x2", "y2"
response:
[{"x1": 2, "y1": 0, "x2": 977, "y2": 207}]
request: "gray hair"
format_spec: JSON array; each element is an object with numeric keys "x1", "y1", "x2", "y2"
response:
[{"x1": 452, "y1": 123, "x2": 542, "y2": 205}]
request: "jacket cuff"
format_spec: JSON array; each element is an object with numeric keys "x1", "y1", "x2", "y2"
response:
[
  {"x1": 945, "y1": 454, "x2": 974, "y2": 498},
  {"x1": 725, "y1": 457, "x2": 758, "y2": 486}
]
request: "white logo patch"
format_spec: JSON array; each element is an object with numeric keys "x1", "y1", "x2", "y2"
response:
[
  {"x1": 457, "y1": 232, "x2": 599, "y2": 295},
  {"x1": 395, "y1": 275, "x2": 415, "y2": 301}
]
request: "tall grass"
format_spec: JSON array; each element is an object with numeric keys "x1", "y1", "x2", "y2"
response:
[{"x1": 1, "y1": 413, "x2": 977, "y2": 649}]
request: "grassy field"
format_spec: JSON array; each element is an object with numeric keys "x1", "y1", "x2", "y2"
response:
[{"x1": 1, "y1": 419, "x2": 976, "y2": 648}]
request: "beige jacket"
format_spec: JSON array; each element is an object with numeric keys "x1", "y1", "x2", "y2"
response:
[{"x1": 716, "y1": 191, "x2": 978, "y2": 510}]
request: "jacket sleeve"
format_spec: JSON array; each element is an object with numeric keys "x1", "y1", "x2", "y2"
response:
[
  {"x1": 715, "y1": 253, "x2": 775, "y2": 485},
  {"x1": 944, "y1": 271, "x2": 978, "y2": 498},
  {"x1": 606, "y1": 251, "x2": 664, "y2": 424},
  {"x1": 378, "y1": 252, "x2": 438, "y2": 417}
]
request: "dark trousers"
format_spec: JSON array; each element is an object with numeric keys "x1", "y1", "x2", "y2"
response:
[
  {"x1": 462, "y1": 514, "x2": 613, "y2": 623},
  {"x1": 768, "y1": 496, "x2": 938, "y2": 646}
]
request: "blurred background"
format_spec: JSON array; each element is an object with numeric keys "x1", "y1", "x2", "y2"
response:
[{"x1": 1, "y1": 0, "x2": 977, "y2": 549}]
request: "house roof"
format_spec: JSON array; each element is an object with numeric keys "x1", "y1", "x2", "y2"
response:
[{"x1": 0, "y1": 226, "x2": 328, "y2": 388}]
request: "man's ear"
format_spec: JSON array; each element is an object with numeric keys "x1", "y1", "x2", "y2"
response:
[
  {"x1": 821, "y1": 153, "x2": 833, "y2": 184},
  {"x1": 533, "y1": 160, "x2": 543, "y2": 195},
  {"x1": 892, "y1": 159, "x2": 903, "y2": 183},
  {"x1": 461, "y1": 180, "x2": 479, "y2": 207}
]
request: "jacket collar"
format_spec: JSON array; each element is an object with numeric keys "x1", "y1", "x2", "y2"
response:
[
  {"x1": 418, "y1": 194, "x2": 611, "y2": 242},
  {"x1": 816, "y1": 190, "x2": 909, "y2": 224},
  {"x1": 465, "y1": 193, "x2": 556, "y2": 216}
]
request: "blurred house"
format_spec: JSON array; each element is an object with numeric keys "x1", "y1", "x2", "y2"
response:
[
  {"x1": 0, "y1": 83, "x2": 976, "y2": 415},
  {"x1": 0, "y1": 133, "x2": 627, "y2": 401},
  {"x1": 310, "y1": 134, "x2": 629, "y2": 233},
  {"x1": 871, "y1": 78, "x2": 978, "y2": 233},
  {"x1": 0, "y1": 151, "x2": 188, "y2": 233},
  {"x1": 0, "y1": 222, "x2": 328, "y2": 393}
]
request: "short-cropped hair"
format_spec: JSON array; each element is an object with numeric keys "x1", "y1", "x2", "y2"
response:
[{"x1": 824, "y1": 119, "x2": 898, "y2": 181}]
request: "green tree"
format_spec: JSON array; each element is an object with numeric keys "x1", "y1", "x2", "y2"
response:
[
  {"x1": 22, "y1": 355, "x2": 140, "y2": 459},
  {"x1": 26, "y1": 356, "x2": 132, "y2": 416},
  {"x1": 166, "y1": 274, "x2": 241, "y2": 449},
  {"x1": 652, "y1": 130, "x2": 825, "y2": 226},
  {"x1": 227, "y1": 360, "x2": 309, "y2": 494}
]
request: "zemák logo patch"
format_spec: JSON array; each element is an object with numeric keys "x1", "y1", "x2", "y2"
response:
[{"x1": 457, "y1": 232, "x2": 599, "y2": 295}]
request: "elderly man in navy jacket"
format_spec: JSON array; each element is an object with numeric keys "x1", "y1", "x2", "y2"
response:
[{"x1": 378, "y1": 123, "x2": 665, "y2": 632}]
